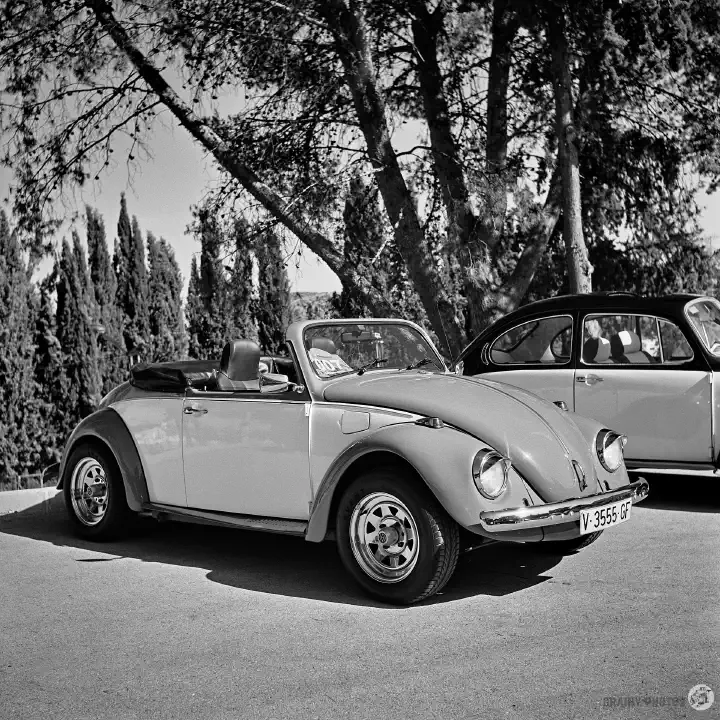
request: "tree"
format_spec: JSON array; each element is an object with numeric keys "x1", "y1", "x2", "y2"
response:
[
  {"x1": 55, "y1": 236, "x2": 102, "y2": 436},
  {"x1": 114, "y1": 194, "x2": 150, "y2": 362},
  {"x1": 186, "y1": 209, "x2": 232, "y2": 359},
  {"x1": 86, "y1": 205, "x2": 125, "y2": 392},
  {"x1": 3, "y1": 1, "x2": 720, "y2": 353},
  {"x1": 33, "y1": 270, "x2": 66, "y2": 470},
  {"x1": 255, "y1": 229, "x2": 292, "y2": 354},
  {"x1": 147, "y1": 232, "x2": 187, "y2": 361},
  {"x1": 228, "y1": 218, "x2": 257, "y2": 342},
  {"x1": 331, "y1": 173, "x2": 423, "y2": 321},
  {"x1": 0, "y1": 210, "x2": 44, "y2": 487}
]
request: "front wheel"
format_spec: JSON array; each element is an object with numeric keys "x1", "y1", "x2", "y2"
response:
[
  {"x1": 336, "y1": 470, "x2": 460, "y2": 604},
  {"x1": 63, "y1": 443, "x2": 132, "y2": 541}
]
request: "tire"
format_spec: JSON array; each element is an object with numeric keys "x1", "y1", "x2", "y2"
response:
[
  {"x1": 336, "y1": 470, "x2": 460, "y2": 604},
  {"x1": 533, "y1": 530, "x2": 604, "y2": 555},
  {"x1": 63, "y1": 442, "x2": 132, "y2": 541}
]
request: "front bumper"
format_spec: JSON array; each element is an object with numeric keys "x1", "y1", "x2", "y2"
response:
[{"x1": 477, "y1": 478, "x2": 649, "y2": 532}]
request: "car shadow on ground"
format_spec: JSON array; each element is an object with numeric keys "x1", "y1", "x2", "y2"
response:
[
  {"x1": 0, "y1": 495, "x2": 567, "y2": 608},
  {"x1": 630, "y1": 473, "x2": 720, "y2": 513}
]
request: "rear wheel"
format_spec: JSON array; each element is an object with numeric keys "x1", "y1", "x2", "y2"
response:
[
  {"x1": 63, "y1": 443, "x2": 132, "y2": 541},
  {"x1": 336, "y1": 470, "x2": 460, "y2": 604}
]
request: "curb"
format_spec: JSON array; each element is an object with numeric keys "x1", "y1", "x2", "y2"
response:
[{"x1": 0, "y1": 488, "x2": 61, "y2": 516}]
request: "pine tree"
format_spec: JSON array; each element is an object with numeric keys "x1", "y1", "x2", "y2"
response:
[
  {"x1": 114, "y1": 194, "x2": 150, "y2": 363},
  {"x1": 86, "y1": 205, "x2": 125, "y2": 391},
  {"x1": 147, "y1": 232, "x2": 187, "y2": 361},
  {"x1": 255, "y1": 228, "x2": 291, "y2": 354},
  {"x1": 0, "y1": 211, "x2": 44, "y2": 487},
  {"x1": 56, "y1": 237, "x2": 102, "y2": 436},
  {"x1": 185, "y1": 209, "x2": 231, "y2": 359}
]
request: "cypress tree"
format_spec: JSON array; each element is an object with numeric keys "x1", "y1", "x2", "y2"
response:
[
  {"x1": 0, "y1": 211, "x2": 44, "y2": 487},
  {"x1": 255, "y1": 228, "x2": 291, "y2": 354},
  {"x1": 228, "y1": 218, "x2": 256, "y2": 341},
  {"x1": 185, "y1": 255, "x2": 204, "y2": 359},
  {"x1": 147, "y1": 232, "x2": 187, "y2": 361},
  {"x1": 185, "y1": 209, "x2": 231, "y2": 359},
  {"x1": 332, "y1": 174, "x2": 422, "y2": 321},
  {"x1": 33, "y1": 270, "x2": 66, "y2": 468},
  {"x1": 56, "y1": 237, "x2": 102, "y2": 435},
  {"x1": 86, "y1": 205, "x2": 124, "y2": 391},
  {"x1": 114, "y1": 194, "x2": 150, "y2": 363}
]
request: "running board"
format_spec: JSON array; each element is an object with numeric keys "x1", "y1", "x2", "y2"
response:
[
  {"x1": 627, "y1": 464, "x2": 719, "y2": 477},
  {"x1": 144, "y1": 503, "x2": 308, "y2": 536}
]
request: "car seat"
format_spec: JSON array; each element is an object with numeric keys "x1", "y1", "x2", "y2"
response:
[
  {"x1": 609, "y1": 330, "x2": 651, "y2": 364},
  {"x1": 583, "y1": 337, "x2": 613, "y2": 363},
  {"x1": 216, "y1": 339, "x2": 262, "y2": 391}
]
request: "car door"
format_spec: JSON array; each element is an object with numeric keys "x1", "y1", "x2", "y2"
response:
[
  {"x1": 574, "y1": 313, "x2": 712, "y2": 463},
  {"x1": 469, "y1": 314, "x2": 576, "y2": 408},
  {"x1": 181, "y1": 386, "x2": 312, "y2": 519}
]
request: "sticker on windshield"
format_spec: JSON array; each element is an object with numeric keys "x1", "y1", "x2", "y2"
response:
[{"x1": 308, "y1": 348, "x2": 353, "y2": 377}]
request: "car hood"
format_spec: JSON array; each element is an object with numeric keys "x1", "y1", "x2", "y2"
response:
[{"x1": 323, "y1": 371, "x2": 602, "y2": 502}]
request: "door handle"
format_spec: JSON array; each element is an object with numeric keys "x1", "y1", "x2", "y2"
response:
[
  {"x1": 576, "y1": 374, "x2": 603, "y2": 385},
  {"x1": 184, "y1": 404, "x2": 208, "y2": 415}
]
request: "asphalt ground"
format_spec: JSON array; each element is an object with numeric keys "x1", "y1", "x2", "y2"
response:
[{"x1": 0, "y1": 476, "x2": 718, "y2": 720}]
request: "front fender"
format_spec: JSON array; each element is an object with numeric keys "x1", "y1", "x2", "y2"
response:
[
  {"x1": 58, "y1": 408, "x2": 149, "y2": 512},
  {"x1": 305, "y1": 422, "x2": 537, "y2": 542}
]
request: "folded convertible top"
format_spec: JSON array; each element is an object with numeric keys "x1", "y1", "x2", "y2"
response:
[{"x1": 130, "y1": 360, "x2": 220, "y2": 392}]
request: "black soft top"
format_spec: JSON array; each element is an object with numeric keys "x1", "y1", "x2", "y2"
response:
[{"x1": 130, "y1": 360, "x2": 220, "y2": 392}]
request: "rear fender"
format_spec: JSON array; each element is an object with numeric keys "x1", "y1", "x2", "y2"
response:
[
  {"x1": 305, "y1": 422, "x2": 536, "y2": 542},
  {"x1": 57, "y1": 408, "x2": 149, "y2": 512}
]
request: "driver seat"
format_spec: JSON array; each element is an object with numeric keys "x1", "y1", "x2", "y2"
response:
[{"x1": 216, "y1": 339, "x2": 262, "y2": 391}]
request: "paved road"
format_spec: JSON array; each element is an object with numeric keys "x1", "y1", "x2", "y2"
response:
[{"x1": 1, "y1": 477, "x2": 718, "y2": 720}]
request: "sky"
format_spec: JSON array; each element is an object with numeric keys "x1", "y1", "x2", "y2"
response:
[
  {"x1": 0, "y1": 117, "x2": 343, "y2": 294},
  {"x1": 1, "y1": 116, "x2": 720, "y2": 295}
]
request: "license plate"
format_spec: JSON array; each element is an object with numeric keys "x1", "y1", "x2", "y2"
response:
[{"x1": 580, "y1": 498, "x2": 632, "y2": 535}]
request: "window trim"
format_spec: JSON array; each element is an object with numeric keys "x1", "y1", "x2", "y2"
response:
[
  {"x1": 580, "y1": 312, "x2": 694, "y2": 366},
  {"x1": 488, "y1": 314, "x2": 574, "y2": 367}
]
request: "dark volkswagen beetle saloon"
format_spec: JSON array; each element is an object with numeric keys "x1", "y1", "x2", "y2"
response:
[{"x1": 456, "y1": 292, "x2": 720, "y2": 476}]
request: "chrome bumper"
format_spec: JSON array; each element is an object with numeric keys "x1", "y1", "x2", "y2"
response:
[{"x1": 477, "y1": 478, "x2": 649, "y2": 533}]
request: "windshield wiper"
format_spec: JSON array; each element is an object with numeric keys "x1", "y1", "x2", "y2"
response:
[
  {"x1": 356, "y1": 358, "x2": 389, "y2": 375},
  {"x1": 405, "y1": 357, "x2": 434, "y2": 371}
]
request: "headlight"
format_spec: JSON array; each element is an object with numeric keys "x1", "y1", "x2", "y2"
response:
[
  {"x1": 472, "y1": 449, "x2": 510, "y2": 499},
  {"x1": 595, "y1": 429, "x2": 627, "y2": 472}
]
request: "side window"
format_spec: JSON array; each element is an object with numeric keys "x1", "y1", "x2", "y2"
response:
[
  {"x1": 583, "y1": 314, "x2": 688, "y2": 365},
  {"x1": 489, "y1": 316, "x2": 573, "y2": 365},
  {"x1": 659, "y1": 320, "x2": 693, "y2": 363}
]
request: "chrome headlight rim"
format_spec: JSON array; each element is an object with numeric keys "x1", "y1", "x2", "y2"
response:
[
  {"x1": 595, "y1": 429, "x2": 627, "y2": 472},
  {"x1": 472, "y1": 448, "x2": 511, "y2": 500}
]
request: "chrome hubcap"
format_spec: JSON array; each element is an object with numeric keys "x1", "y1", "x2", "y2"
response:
[
  {"x1": 349, "y1": 492, "x2": 420, "y2": 583},
  {"x1": 70, "y1": 458, "x2": 108, "y2": 526}
]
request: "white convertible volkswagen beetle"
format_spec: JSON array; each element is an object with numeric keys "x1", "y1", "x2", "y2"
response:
[{"x1": 52, "y1": 318, "x2": 648, "y2": 604}]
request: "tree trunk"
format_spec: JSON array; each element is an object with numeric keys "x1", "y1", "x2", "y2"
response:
[{"x1": 549, "y1": 8, "x2": 592, "y2": 294}]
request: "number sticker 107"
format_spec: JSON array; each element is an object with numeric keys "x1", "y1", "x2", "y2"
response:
[{"x1": 580, "y1": 499, "x2": 632, "y2": 535}]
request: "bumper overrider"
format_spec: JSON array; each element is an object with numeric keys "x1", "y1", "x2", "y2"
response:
[{"x1": 477, "y1": 478, "x2": 649, "y2": 532}]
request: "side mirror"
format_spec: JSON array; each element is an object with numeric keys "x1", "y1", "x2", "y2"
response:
[
  {"x1": 454, "y1": 360, "x2": 464, "y2": 376},
  {"x1": 259, "y1": 373, "x2": 304, "y2": 394}
]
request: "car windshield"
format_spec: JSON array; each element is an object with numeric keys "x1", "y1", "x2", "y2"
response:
[
  {"x1": 303, "y1": 322, "x2": 446, "y2": 379},
  {"x1": 686, "y1": 299, "x2": 720, "y2": 355}
]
